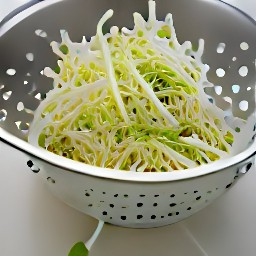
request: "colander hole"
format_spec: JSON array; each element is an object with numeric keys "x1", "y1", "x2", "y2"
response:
[
  {"x1": 168, "y1": 213, "x2": 172, "y2": 216},
  {"x1": 6, "y1": 68, "x2": 16, "y2": 76},
  {"x1": 223, "y1": 96, "x2": 232, "y2": 104},
  {"x1": 196, "y1": 196, "x2": 201, "y2": 200},
  {"x1": 216, "y1": 68, "x2": 225, "y2": 77},
  {"x1": 114, "y1": 194, "x2": 118, "y2": 197},
  {"x1": 24, "y1": 81, "x2": 28, "y2": 85},
  {"x1": 2, "y1": 91, "x2": 12, "y2": 100},
  {"x1": 153, "y1": 203, "x2": 158, "y2": 207},
  {"x1": 26, "y1": 53, "x2": 34, "y2": 62},
  {"x1": 239, "y1": 162, "x2": 253, "y2": 174},
  {"x1": 187, "y1": 207, "x2": 192, "y2": 210},
  {"x1": 15, "y1": 121, "x2": 29, "y2": 133},
  {"x1": 207, "y1": 191, "x2": 212, "y2": 194},
  {"x1": 47, "y1": 177, "x2": 55, "y2": 183},
  {"x1": 31, "y1": 165, "x2": 40, "y2": 173},
  {"x1": 17, "y1": 102, "x2": 24, "y2": 112},
  {"x1": 239, "y1": 100, "x2": 249, "y2": 111},
  {"x1": 27, "y1": 160, "x2": 33, "y2": 168},
  {"x1": 34, "y1": 93, "x2": 43, "y2": 100},
  {"x1": 102, "y1": 211, "x2": 107, "y2": 216},
  {"x1": 123, "y1": 194, "x2": 128, "y2": 198},
  {"x1": 226, "y1": 183, "x2": 232, "y2": 189},
  {"x1": 176, "y1": 212, "x2": 180, "y2": 216},
  {"x1": 240, "y1": 42, "x2": 249, "y2": 50},
  {"x1": 194, "y1": 190, "x2": 198, "y2": 194},
  {"x1": 204, "y1": 64, "x2": 210, "y2": 72},
  {"x1": 170, "y1": 194, "x2": 175, "y2": 197},
  {"x1": 88, "y1": 204, "x2": 93, "y2": 207},
  {"x1": 170, "y1": 203, "x2": 176, "y2": 207},
  {"x1": 247, "y1": 87, "x2": 251, "y2": 91},
  {"x1": 26, "y1": 73, "x2": 31, "y2": 77},
  {"x1": 246, "y1": 162, "x2": 252, "y2": 172},
  {"x1": 85, "y1": 193, "x2": 90, "y2": 197},
  {"x1": 35, "y1": 29, "x2": 47, "y2": 38},
  {"x1": 151, "y1": 215, "x2": 156, "y2": 219},
  {"x1": 27, "y1": 160, "x2": 40, "y2": 173},
  {"x1": 35, "y1": 93, "x2": 41, "y2": 100},
  {"x1": 232, "y1": 57, "x2": 237, "y2": 61},
  {"x1": 154, "y1": 194, "x2": 159, "y2": 197},
  {"x1": 214, "y1": 85, "x2": 222, "y2": 95},
  {"x1": 137, "y1": 203, "x2": 143, "y2": 207},
  {"x1": 40, "y1": 70, "x2": 44, "y2": 75},
  {"x1": 109, "y1": 204, "x2": 114, "y2": 208},
  {"x1": 137, "y1": 215, "x2": 143, "y2": 219},
  {"x1": 161, "y1": 216, "x2": 164, "y2": 218},
  {"x1": 216, "y1": 42, "x2": 225, "y2": 53},
  {"x1": 121, "y1": 216, "x2": 126, "y2": 220},
  {"x1": 90, "y1": 189, "x2": 94, "y2": 192},
  {"x1": 139, "y1": 194, "x2": 145, "y2": 197},
  {"x1": 102, "y1": 192, "x2": 106, "y2": 194},
  {"x1": 238, "y1": 66, "x2": 248, "y2": 77},
  {"x1": 0, "y1": 84, "x2": 4, "y2": 90},
  {"x1": 232, "y1": 84, "x2": 240, "y2": 94}
]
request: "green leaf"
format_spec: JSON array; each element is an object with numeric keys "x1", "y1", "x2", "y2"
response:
[{"x1": 68, "y1": 241, "x2": 89, "y2": 256}]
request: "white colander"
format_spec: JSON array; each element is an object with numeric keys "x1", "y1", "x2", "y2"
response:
[{"x1": 0, "y1": 0, "x2": 255, "y2": 228}]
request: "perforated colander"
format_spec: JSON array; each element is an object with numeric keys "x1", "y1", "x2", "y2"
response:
[{"x1": 0, "y1": 0, "x2": 255, "y2": 228}]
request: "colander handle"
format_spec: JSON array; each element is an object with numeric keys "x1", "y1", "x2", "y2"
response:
[{"x1": 0, "y1": 0, "x2": 44, "y2": 27}]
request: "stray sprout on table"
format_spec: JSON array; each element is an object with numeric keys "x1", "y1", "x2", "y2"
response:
[{"x1": 68, "y1": 220, "x2": 104, "y2": 256}]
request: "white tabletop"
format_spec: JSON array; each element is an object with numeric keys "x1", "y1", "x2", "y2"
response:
[{"x1": 0, "y1": 1, "x2": 256, "y2": 256}]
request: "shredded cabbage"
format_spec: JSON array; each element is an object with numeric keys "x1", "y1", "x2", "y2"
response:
[{"x1": 28, "y1": 0, "x2": 237, "y2": 172}]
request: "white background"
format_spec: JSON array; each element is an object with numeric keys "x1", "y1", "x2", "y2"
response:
[{"x1": 0, "y1": 0, "x2": 256, "y2": 255}]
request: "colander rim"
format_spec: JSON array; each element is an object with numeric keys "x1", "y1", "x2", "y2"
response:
[
  {"x1": 0, "y1": 127, "x2": 255, "y2": 182},
  {"x1": 1, "y1": 0, "x2": 256, "y2": 36},
  {"x1": 0, "y1": 0, "x2": 255, "y2": 182}
]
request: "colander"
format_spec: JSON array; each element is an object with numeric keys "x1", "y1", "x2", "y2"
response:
[{"x1": 0, "y1": 0, "x2": 255, "y2": 229}]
